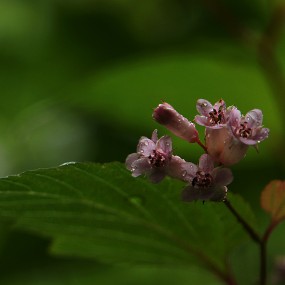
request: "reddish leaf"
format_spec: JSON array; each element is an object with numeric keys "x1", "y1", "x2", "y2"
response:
[{"x1": 261, "y1": 180, "x2": 285, "y2": 223}]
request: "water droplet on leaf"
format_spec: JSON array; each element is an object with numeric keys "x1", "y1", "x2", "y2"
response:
[{"x1": 128, "y1": 195, "x2": 144, "y2": 206}]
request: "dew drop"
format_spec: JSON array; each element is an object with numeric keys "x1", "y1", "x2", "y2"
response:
[
  {"x1": 182, "y1": 170, "x2": 187, "y2": 177},
  {"x1": 60, "y1": 161, "x2": 76, "y2": 166},
  {"x1": 140, "y1": 149, "x2": 144, "y2": 154},
  {"x1": 257, "y1": 140, "x2": 260, "y2": 144},
  {"x1": 128, "y1": 195, "x2": 144, "y2": 206}
]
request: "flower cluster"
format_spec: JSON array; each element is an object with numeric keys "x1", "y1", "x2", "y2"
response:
[{"x1": 126, "y1": 99, "x2": 269, "y2": 202}]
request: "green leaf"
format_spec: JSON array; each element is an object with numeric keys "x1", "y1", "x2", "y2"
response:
[{"x1": 0, "y1": 162, "x2": 256, "y2": 276}]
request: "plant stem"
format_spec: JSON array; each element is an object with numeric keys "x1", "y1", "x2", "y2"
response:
[
  {"x1": 196, "y1": 138, "x2": 208, "y2": 153},
  {"x1": 259, "y1": 221, "x2": 281, "y2": 285},
  {"x1": 260, "y1": 240, "x2": 267, "y2": 285},
  {"x1": 224, "y1": 199, "x2": 261, "y2": 244},
  {"x1": 224, "y1": 199, "x2": 270, "y2": 285}
]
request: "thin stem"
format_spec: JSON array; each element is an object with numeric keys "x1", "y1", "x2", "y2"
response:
[
  {"x1": 259, "y1": 220, "x2": 281, "y2": 285},
  {"x1": 260, "y1": 241, "x2": 267, "y2": 285},
  {"x1": 224, "y1": 199, "x2": 261, "y2": 244},
  {"x1": 196, "y1": 138, "x2": 208, "y2": 153}
]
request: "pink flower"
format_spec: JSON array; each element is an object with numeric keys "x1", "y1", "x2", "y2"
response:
[
  {"x1": 126, "y1": 130, "x2": 188, "y2": 183},
  {"x1": 195, "y1": 99, "x2": 231, "y2": 129},
  {"x1": 228, "y1": 108, "x2": 269, "y2": 145},
  {"x1": 153, "y1": 102, "x2": 199, "y2": 143},
  {"x1": 181, "y1": 154, "x2": 233, "y2": 202}
]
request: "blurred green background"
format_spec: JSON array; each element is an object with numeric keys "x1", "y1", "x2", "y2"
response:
[{"x1": 0, "y1": 0, "x2": 284, "y2": 284}]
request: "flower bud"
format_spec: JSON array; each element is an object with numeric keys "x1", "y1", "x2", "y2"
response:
[
  {"x1": 206, "y1": 127, "x2": 248, "y2": 166},
  {"x1": 153, "y1": 102, "x2": 199, "y2": 143}
]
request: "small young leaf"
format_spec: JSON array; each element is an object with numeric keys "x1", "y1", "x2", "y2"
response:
[{"x1": 260, "y1": 180, "x2": 285, "y2": 223}]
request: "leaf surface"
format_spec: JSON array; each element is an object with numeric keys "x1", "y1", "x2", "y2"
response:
[
  {"x1": 0, "y1": 162, "x2": 256, "y2": 274},
  {"x1": 261, "y1": 180, "x2": 285, "y2": 223}
]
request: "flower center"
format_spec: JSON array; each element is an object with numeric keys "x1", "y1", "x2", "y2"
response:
[
  {"x1": 208, "y1": 101, "x2": 225, "y2": 125},
  {"x1": 238, "y1": 122, "x2": 252, "y2": 138},
  {"x1": 148, "y1": 150, "x2": 167, "y2": 167},
  {"x1": 192, "y1": 171, "x2": 213, "y2": 188}
]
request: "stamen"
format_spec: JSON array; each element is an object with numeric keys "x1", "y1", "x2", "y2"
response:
[
  {"x1": 192, "y1": 171, "x2": 213, "y2": 188},
  {"x1": 148, "y1": 150, "x2": 167, "y2": 167}
]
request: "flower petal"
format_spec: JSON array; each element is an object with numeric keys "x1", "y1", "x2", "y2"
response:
[
  {"x1": 196, "y1": 99, "x2": 213, "y2": 116},
  {"x1": 229, "y1": 107, "x2": 241, "y2": 129},
  {"x1": 181, "y1": 186, "x2": 202, "y2": 202},
  {"x1": 208, "y1": 186, "x2": 228, "y2": 202},
  {"x1": 212, "y1": 167, "x2": 233, "y2": 186},
  {"x1": 213, "y1": 99, "x2": 226, "y2": 111},
  {"x1": 156, "y1": 135, "x2": 172, "y2": 154},
  {"x1": 131, "y1": 157, "x2": 151, "y2": 177},
  {"x1": 151, "y1": 129, "x2": 158, "y2": 143},
  {"x1": 252, "y1": 127, "x2": 270, "y2": 142},
  {"x1": 181, "y1": 185, "x2": 227, "y2": 202},
  {"x1": 194, "y1": 115, "x2": 209, "y2": 127},
  {"x1": 167, "y1": 156, "x2": 197, "y2": 181},
  {"x1": 198, "y1": 154, "x2": 214, "y2": 173},
  {"x1": 137, "y1": 137, "x2": 156, "y2": 156},
  {"x1": 125, "y1": 153, "x2": 139, "y2": 170},
  {"x1": 148, "y1": 170, "x2": 166, "y2": 183},
  {"x1": 244, "y1": 109, "x2": 263, "y2": 128}
]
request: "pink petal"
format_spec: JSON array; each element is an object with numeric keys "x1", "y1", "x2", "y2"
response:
[
  {"x1": 198, "y1": 154, "x2": 214, "y2": 173},
  {"x1": 151, "y1": 129, "x2": 158, "y2": 143},
  {"x1": 244, "y1": 109, "x2": 263, "y2": 128},
  {"x1": 156, "y1": 135, "x2": 172, "y2": 154},
  {"x1": 212, "y1": 167, "x2": 233, "y2": 186},
  {"x1": 137, "y1": 137, "x2": 156, "y2": 156},
  {"x1": 196, "y1": 99, "x2": 213, "y2": 116},
  {"x1": 229, "y1": 107, "x2": 241, "y2": 129},
  {"x1": 181, "y1": 186, "x2": 202, "y2": 202},
  {"x1": 253, "y1": 128, "x2": 269, "y2": 142},
  {"x1": 194, "y1": 115, "x2": 209, "y2": 126},
  {"x1": 239, "y1": 137, "x2": 259, "y2": 145},
  {"x1": 148, "y1": 170, "x2": 166, "y2": 183},
  {"x1": 167, "y1": 156, "x2": 197, "y2": 181},
  {"x1": 208, "y1": 186, "x2": 228, "y2": 202},
  {"x1": 182, "y1": 185, "x2": 227, "y2": 202},
  {"x1": 125, "y1": 153, "x2": 139, "y2": 170},
  {"x1": 213, "y1": 99, "x2": 226, "y2": 111},
  {"x1": 131, "y1": 158, "x2": 151, "y2": 177}
]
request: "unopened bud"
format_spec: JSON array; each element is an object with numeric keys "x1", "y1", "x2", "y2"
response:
[{"x1": 153, "y1": 103, "x2": 199, "y2": 143}]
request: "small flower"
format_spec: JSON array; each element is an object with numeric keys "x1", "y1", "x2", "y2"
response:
[
  {"x1": 153, "y1": 102, "x2": 199, "y2": 143},
  {"x1": 126, "y1": 130, "x2": 187, "y2": 183},
  {"x1": 181, "y1": 154, "x2": 233, "y2": 202},
  {"x1": 195, "y1": 99, "x2": 231, "y2": 129},
  {"x1": 229, "y1": 108, "x2": 269, "y2": 145}
]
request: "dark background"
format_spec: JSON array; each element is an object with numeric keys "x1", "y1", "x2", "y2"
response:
[{"x1": 0, "y1": 0, "x2": 284, "y2": 284}]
